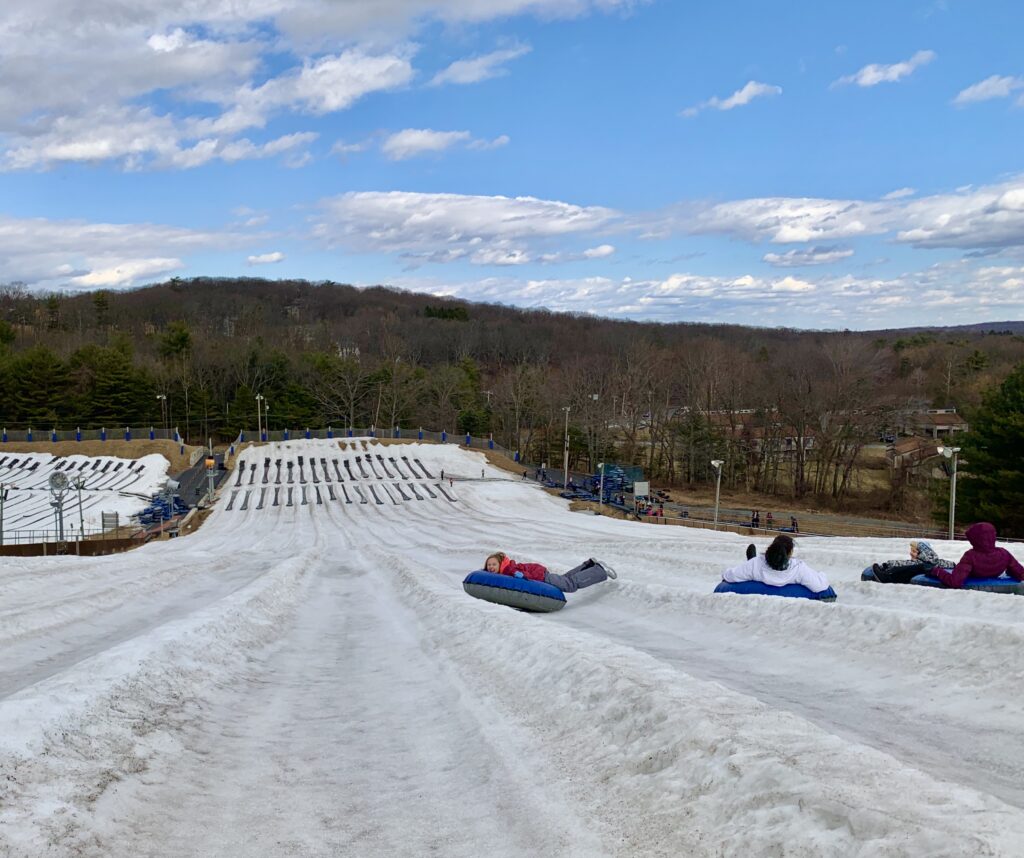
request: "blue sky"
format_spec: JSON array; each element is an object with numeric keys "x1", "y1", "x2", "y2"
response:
[{"x1": 3, "y1": 0, "x2": 1024, "y2": 329}]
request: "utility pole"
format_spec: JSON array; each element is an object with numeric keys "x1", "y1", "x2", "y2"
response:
[
  {"x1": 562, "y1": 406, "x2": 571, "y2": 490},
  {"x1": 255, "y1": 393, "x2": 265, "y2": 441},
  {"x1": 711, "y1": 459, "x2": 724, "y2": 527}
]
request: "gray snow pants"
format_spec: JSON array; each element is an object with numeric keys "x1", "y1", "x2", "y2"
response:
[{"x1": 544, "y1": 560, "x2": 609, "y2": 593}]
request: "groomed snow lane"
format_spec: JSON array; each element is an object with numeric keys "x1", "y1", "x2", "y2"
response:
[{"x1": 3, "y1": 438, "x2": 1024, "y2": 857}]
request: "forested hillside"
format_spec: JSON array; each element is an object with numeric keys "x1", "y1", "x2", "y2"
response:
[{"x1": 2, "y1": 278, "x2": 1023, "y2": 506}]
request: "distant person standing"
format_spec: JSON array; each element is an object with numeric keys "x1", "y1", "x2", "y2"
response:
[
  {"x1": 766, "y1": 512, "x2": 774, "y2": 530},
  {"x1": 790, "y1": 515, "x2": 799, "y2": 533}
]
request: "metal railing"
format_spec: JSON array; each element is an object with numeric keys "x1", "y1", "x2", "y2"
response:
[
  {"x1": 1, "y1": 427, "x2": 182, "y2": 443},
  {"x1": 0, "y1": 527, "x2": 110, "y2": 545}
]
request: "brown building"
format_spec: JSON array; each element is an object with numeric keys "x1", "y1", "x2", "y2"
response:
[{"x1": 904, "y1": 409, "x2": 969, "y2": 440}]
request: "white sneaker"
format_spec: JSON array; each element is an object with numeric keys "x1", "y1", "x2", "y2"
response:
[{"x1": 592, "y1": 559, "x2": 617, "y2": 579}]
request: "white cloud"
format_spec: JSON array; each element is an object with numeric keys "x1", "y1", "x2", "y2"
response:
[
  {"x1": 332, "y1": 139, "x2": 371, "y2": 157},
  {"x1": 882, "y1": 187, "x2": 916, "y2": 200},
  {"x1": 1, "y1": 106, "x2": 319, "y2": 171},
  {"x1": 763, "y1": 246, "x2": 854, "y2": 267},
  {"x1": 833, "y1": 50, "x2": 935, "y2": 87},
  {"x1": 0, "y1": 1, "x2": 638, "y2": 170},
  {"x1": 682, "y1": 81, "x2": 782, "y2": 118},
  {"x1": 684, "y1": 176, "x2": 1024, "y2": 251},
  {"x1": 895, "y1": 181, "x2": 1024, "y2": 248},
  {"x1": 274, "y1": 0, "x2": 648, "y2": 46},
  {"x1": 313, "y1": 190, "x2": 618, "y2": 265},
  {"x1": 381, "y1": 129, "x2": 473, "y2": 160},
  {"x1": 247, "y1": 251, "x2": 286, "y2": 265},
  {"x1": 467, "y1": 134, "x2": 511, "y2": 151},
  {"x1": 691, "y1": 196, "x2": 893, "y2": 243},
  {"x1": 388, "y1": 257, "x2": 1024, "y2": 328},
  {"x1": 538, "y1": 243, "x2": 616, "y2": 263},
  {"x1": 953, "y1": 74, "x2": 1024, "y2": 105},
  {"x1": 430, "y1": 44, "x2": 531, "y2": 86},
  {"x1": 229, "y1": 50, "x2": 416, "y2": 120},
  {"x1": 69, "y1": 258, "x2": 184, "y2": 288},
  {"x1": 0, "y1": 213, "x2": 252, "y2": 290}
]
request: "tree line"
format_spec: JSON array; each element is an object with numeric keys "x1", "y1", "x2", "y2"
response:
[{"x1": 2, "y1": 277, "x2": 1024, "y2": 516}]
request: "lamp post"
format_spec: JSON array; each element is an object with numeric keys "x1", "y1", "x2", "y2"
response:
[
  {"x1": 937, "y1": 446, "x2": 961, "y2": 541},
  {"x1": 255, "y1": 393, "x2": 265, "y2": 441},
  {"x1": 156, "y1": 394, "x2": 168, "y2": 438},
  {"x1": 0, "y1": 482, "x2": 14, "y2": 546},
  {"x1": 598, "y1": 462, "x2": 605, "y2": 512},
  {"x1": 711, "y1": 459, "x2": 724, "y2": 527},
  {"x1": 562, "y1": 406, "x2": 571, "y2": 490},
  {"x1": 205, "y1": 456, "x2": 217, "y2": 505},
  {"x1": 71, "y1": 475, "x2": 87, "y2": 543}
]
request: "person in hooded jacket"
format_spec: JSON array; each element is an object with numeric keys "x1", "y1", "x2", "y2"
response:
[
  {"x1": 933, "y1": 522, "x2": 1024, "y2": 589},
  {"x1": 484, "y1": 552, "x2": 617, "y2": 593},
  {"x1": 871, "y1": 540, "x2": 956, "y2": 584},
  {"x1": 722, "y1": 534, "x2": 831, "y2": 593}
]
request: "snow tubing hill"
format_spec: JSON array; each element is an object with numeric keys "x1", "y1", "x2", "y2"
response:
[
  {"x1": 463, "y1": 571, "x2": 567, "y2": 612},
  {"x1": 861, "y1": 566, "x2": 1024, "y2": 594},
  {"x1": 714, "y1": 580, "x2": 837, "y2": 602}
]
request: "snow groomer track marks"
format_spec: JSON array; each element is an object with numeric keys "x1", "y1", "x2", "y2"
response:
[
  {"x1": 229, "y1": 444, "x2": 459, "y2": 513},
  {"x1": 6, "y1": 436, "x2": 1024, "y2": 857}
]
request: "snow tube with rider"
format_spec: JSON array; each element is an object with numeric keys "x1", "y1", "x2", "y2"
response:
[
  {"x1": 713, "y1": 580, "x2": 837, "y2": 601},
  {"x1": 463, "y1": 571, "x2": 567, "y2": 612},
  {"x1": 861, "y1": 566, "x2": 1024, "y2": 594}
]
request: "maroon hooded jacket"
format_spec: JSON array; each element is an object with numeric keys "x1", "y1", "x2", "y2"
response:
[{"x1": 934, "y1": 522, "x2": 1024, "y2": 589}]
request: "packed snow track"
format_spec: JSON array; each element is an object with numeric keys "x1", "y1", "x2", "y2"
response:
[{"x1": 2, "y1": 439, "x2": 1024, "y2": 857}]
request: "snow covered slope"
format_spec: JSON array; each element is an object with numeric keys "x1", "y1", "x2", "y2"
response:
[
  {"x1": 0, "y1": 451, "x2": 169, "y2": 533},
  {"x1": 1, "y1": 438, "x2": 1023, "y2": 857}
]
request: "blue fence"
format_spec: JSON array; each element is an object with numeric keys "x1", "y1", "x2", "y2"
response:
[{"x1": 5, "y1": 425, "x2": 517, "y2": 460}]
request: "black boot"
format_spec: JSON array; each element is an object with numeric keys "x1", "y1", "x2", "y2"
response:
[{"x1": 745, "y1": 544, "x2": 757, "y2": 560}]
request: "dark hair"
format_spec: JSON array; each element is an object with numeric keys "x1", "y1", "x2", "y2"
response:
[{"x1": 764, "y1": 535, "x2": 795, "y2": 571}]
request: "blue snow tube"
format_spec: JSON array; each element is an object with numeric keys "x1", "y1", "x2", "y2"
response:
[
  {"x1": 861, "y1": 566, "x2": 1023, "y2": 594},
  {"x1": 463, "y1": 571, "x2": 567, "y2": 612},
  {"x1": 713, "y1": 580, "x2": 837, "y2": 602}
]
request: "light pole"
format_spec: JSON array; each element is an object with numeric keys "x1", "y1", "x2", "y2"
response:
[
  {"x1": 598, "y1": 462, "x2": 605, "y2": 512},
  {"x1": 156, "y1": 394, "x2": 168, "y2": 438},
  {"x1": 255, "y1": 393, "x2": 265, "y2": 441},
  {"x1": 562, "y1": 406, "x2": 571, "y2": 490},
  {"x1": 711, "y1": 459, "x2": 724, "y2": 526},
  {"x1": 0, "y1": 482, "x2": 14, "y2": 546},
  {"x1": 937, "y1": 446, "x2": 961, "y2": 541},
  {"x1": 71, "y1": 475, "x2": 87, "y2": 543},
  {"x1": 48, "y1": 471, "x2": 68, "y2": 541},
  {"x1": 205, "y1": 456, "x2": 217, "y2": 505}
]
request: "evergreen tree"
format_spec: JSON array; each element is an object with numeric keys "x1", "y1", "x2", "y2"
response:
[
  {"x1": 10, "y1": 346, "x2": 70, "y2": 425},
  {"x1": 954, "y1": 361, "x2": 1024, "y2": 537},
  {"x1": 69, "y1": 342, "x2": 154, "y2": 426}
]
